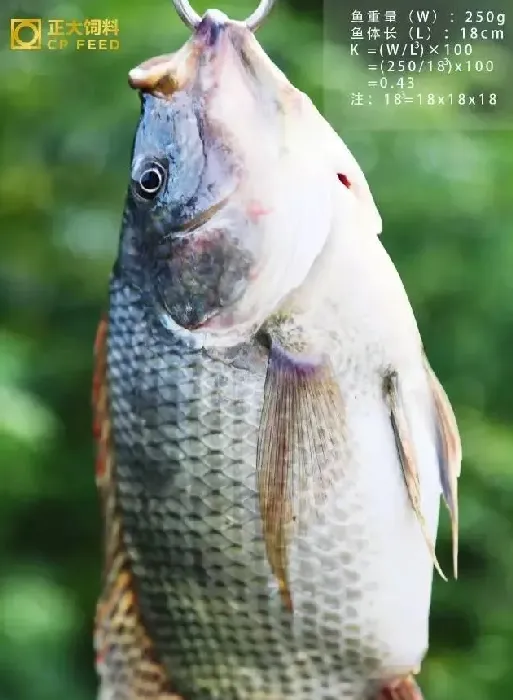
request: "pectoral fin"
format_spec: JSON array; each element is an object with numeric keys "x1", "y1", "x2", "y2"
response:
[
  {"x1": 383, "y1": 371, "x2": 447, "y2": 581},
  {"x1": 423, "y1": 354, "x2": 462, "y2": 578},
  {"x1": 256, "y1": 336, "x2": 345, "y2": 610}
]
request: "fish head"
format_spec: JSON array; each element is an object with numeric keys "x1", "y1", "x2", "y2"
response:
[{"x1": 118, "y1": 11, "x2": 366, "y2": 345}]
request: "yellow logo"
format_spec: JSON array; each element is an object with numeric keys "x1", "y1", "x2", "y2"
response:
[
  {"x1": 9, "y1": 18, "x2": 120, "y2": 51},
  {"x1": 11, "y1": 19, "x2": 42, "y2": 50}
]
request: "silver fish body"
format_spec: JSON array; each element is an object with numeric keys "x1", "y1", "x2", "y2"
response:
[
  {"x1": 106, "y1": 231, "x2": 440, "y2": 700},
  {"x1": 96, "y1": 11, "x2": 461, "y2": 700}
]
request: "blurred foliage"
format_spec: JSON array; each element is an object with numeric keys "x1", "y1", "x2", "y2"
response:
[{"x1": 1, "y1": 0, "x2": 513, "y2": 699}]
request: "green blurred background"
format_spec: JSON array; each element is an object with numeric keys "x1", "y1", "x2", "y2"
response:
[{"x1": 1, "y1": 0, "x2": 513, "y2": 698}]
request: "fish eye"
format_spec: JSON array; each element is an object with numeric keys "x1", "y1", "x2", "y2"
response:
[{"x1": 134, "y1": 161, "x2": 166, "y2": 200}]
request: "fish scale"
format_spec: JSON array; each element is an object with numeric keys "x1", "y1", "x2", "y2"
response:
[
  {"x1": 108, "y1": 280, "x2": 297, "y2": 698},
  {"x1": 105, "y1": 278, "x2": 410, "y2": 700}
]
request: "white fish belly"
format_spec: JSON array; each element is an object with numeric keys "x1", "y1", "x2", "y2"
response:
[{"x1": 287, "y1": 384, "x2": 441, "y2": 679}]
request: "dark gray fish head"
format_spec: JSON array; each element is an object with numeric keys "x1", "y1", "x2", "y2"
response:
[{"x1": 117, "y1": 11, "x2": 337, "y2": 346}]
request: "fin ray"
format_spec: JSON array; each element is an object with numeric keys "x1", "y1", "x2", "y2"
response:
[
  {"x1": 384, "y1": 371, "x2": 447, "y2": 581},
  {"x1": 423, "y1": 354, "x2": 462, "y2": 578},
  {"x1": 256, "y1": 338, "x2": 345, "y2": 609}
]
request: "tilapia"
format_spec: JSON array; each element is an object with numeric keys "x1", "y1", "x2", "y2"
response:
[{"x1": 93, "y1": 7, "x2": 462, "y2": 700}]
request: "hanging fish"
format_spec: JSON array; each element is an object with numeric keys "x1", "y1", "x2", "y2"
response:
[{"x1": 92, "y1": 2, "x2": 462, "y2": 699}]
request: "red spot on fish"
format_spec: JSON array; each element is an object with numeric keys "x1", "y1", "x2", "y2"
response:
[
  {"x1": 247, "y1": 200, "x2": 271, "y2": 223},
  {"x1": 338, "y1": 173, "x2": 351, "y2": 188}
]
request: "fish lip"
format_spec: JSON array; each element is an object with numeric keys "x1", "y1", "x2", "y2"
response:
[{"x1": 159, "y1": 194, "x2": 231, "y2": 241}]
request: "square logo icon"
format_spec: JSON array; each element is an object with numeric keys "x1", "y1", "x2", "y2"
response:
[{"x1": 10, "y1": 19, "x2": 42, "y2": 50}]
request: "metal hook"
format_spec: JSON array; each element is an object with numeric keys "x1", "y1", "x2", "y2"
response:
[
  {"x1": 244, "y1": 0, "x2": 277, "y2": 31},
  {"x1": 172, "y1": 0, "x2": 201, "y2": 29},
  {"x1": 171, "y1": 0, "x2": 277, "y2": 32}
]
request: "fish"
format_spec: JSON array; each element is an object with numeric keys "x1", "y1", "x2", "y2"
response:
[{"x1": 92, "y1": 8, "x2": 462, "y2": 700}]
